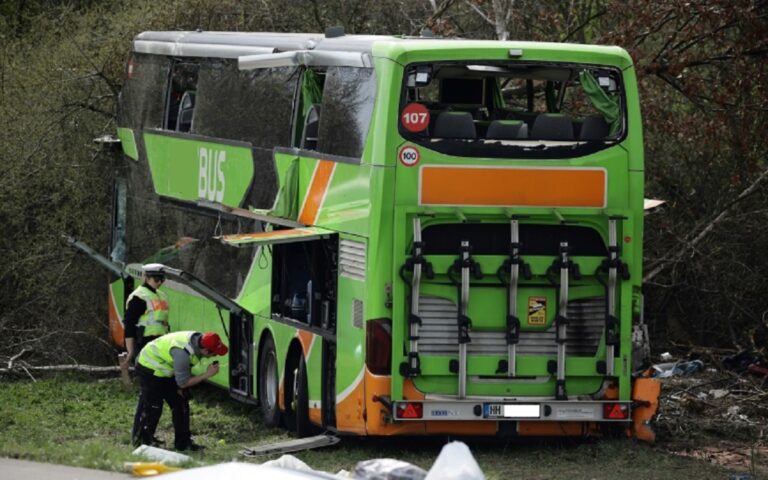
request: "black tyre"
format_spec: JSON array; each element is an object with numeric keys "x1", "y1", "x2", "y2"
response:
[
  {"x1": 258, "y1": 336, "x2": 281, "y2": 428},
  {"x1": 295, "y1": 355, "x2": 320, "y2": 437}
]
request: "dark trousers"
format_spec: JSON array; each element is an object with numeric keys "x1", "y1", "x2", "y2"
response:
[
  {"x1": 130, "y1": 335, "x2": 161, "y2": 444},
  {"x1": 132, "y1": 367, "x2": 191, "y2": 449}
]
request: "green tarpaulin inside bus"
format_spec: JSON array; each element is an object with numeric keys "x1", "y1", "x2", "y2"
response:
[{"x1": 580, "y1": 70, "x2": 621, "y2": 135}]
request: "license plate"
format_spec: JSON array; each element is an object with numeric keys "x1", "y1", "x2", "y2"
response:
[{"x1": 484, "y1": 403, "x2": 540, "y2": 419}]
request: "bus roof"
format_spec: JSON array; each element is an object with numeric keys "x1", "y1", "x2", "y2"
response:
[{"x1": 134, "y1": 31, "x2": 633, "y2": 69}]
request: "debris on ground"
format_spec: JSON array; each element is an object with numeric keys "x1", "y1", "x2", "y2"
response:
[
  {"x1": 132, "y1": 445, "x2": 192, "y2": 465},
  {"x1": 653, "y1": 353, "x2": 768, "y2": 476},
  {"x1": 354, "y1": 458, "x2": 427, "y2": 480},
  {"x1": 651, "y1": 359, "x2": 704, "y2": 378},
  {"x1": 133, "y1": 441, "x2": 486, "y2": 479},
  {"x1": 241, "y1": 434, "x2": 340, "y2": 456},
  {"x1": 424, "y1": 441, "x2": 485, "y2": 480}
]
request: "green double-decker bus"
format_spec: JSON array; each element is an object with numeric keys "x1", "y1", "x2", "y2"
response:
[{"x1": 98, "y1": 30, "x2": 660, "y2": 440}]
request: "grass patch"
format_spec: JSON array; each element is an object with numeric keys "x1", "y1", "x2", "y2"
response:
[{"x1": 0, "y1": 374, "x2": 742, "y2": 479}]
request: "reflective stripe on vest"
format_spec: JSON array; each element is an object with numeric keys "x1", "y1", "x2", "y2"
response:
[
  {"x1": 137, "y1": 331, "x2": 199, "y2": 378},
  {"x1": 126, "y1": 285, "x2": 170, "y2": 337}
]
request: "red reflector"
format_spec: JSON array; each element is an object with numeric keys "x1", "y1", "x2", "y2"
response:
[
  {"x1": 396, "y1": 402, "x2": 423, "y2": 419},
  {"x1": 603, "y1": 403, "x2": 629, "y2": 419},
  {"x1": 365, "y1": 318, "x2": 392, "y2": 375}
]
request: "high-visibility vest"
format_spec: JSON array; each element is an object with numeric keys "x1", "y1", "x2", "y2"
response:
[
  {"x1": 126, "y1": 285, "x2": 169, "y2": 337},
  {"x1": 137, "y1": 331, "x2": 200, "y2": 378}
]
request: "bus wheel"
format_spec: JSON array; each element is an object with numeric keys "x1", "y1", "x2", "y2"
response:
[
  {"x1": 295, "y1": 355, "x2": 320, "y2": 438},
  {"x1": 259, "y1": 336, "x2": 280, "y2": 428}
]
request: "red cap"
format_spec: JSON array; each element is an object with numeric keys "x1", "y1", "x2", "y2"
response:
[{"x1": 200, "y1": 332, "x2": 228, "y2": 356}]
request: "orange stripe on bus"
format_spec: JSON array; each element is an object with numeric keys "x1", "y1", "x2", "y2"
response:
[
  {"x1": 297, "y1": 330, "x2": 314, "y2": 358},
  {"x1": 420, "y1": 166, "x2": 606, "y2": 208},
  {"x1": 224, "y1": 228, "x2": 314, "y2": 242},
  {"x1": 108, "y1": 287, "x2": 124, "y2": 348},
  {"x1": 309, "y1": 407, "x2": 322, "y2": 426},
  {"x1": 335, "y1": 371, "x2": 366, "y2": 435},
  {"x1": 299, "y1": 160, "x2": 336, "y2": 225}
]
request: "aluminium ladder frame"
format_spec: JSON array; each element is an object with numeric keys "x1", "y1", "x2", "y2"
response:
[
  {"x1": 605, "y1": 216, "x2": 627, "y2": 377},
  {"x1": 406, "y1": 217, "x2": 424, "y2": 376},
  {"x1": 555, "y1": 242, "x2": 570, "y2": 400},
  {"x1": 457, "y1": 240, "x2": 472, "y2": 399},
  {"x1": 506, "y1": 217, "x2": 522, "y2": 377}
]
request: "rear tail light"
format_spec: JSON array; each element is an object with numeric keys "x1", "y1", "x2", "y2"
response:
[
  {"x1": 365, "y1": 318, "x2": 391, "y2": 375},
  {"x1": 395, "y1": 402, "x2": 423, "y2": 419},
  {"x1": 603, "y1": 403, "x2": 630, "y2": 420}
]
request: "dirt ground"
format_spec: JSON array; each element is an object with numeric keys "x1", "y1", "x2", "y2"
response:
[{"x1": 651, "y1": 362, "x2": 768, "y2": 476}]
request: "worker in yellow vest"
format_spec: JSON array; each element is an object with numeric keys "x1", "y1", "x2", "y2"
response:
[
  {"x1": 123, "y1": 263, "x2": 170, "y2": 365},
  {"x1": 132, "y1": 330, "x2": 228, "y2": 451},
  {"x1": 124, "y1": 264, "x2": 172, "y2": 448}
]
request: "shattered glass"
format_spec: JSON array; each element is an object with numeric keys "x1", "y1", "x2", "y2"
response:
[
  {"x1": 117, "y1": 53, "x2": 170, "y2": 129},
  {"x1": 193, "y1": 60, "x2": 298, "y2": 148},
  {"x1": 317, "y1": 66, "x2": 376, "y2": 158}
]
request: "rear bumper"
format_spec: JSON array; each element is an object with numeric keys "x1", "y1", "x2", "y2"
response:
[{"x1": 392, "y1": 399, "x2": 631, "y2": 422}]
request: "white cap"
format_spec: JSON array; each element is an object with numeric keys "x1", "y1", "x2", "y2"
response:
[{"x1": 141, "y1": 263, "x2": 166, "y2": 275}]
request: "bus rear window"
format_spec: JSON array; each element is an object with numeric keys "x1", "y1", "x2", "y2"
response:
[{"x1": 399, "y1": 61, "x2": 626, "y2": 159}]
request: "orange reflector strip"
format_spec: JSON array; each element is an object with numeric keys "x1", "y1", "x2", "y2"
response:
[{"x1": 420, "y1": 166, "x2": 606, "y2": 208}]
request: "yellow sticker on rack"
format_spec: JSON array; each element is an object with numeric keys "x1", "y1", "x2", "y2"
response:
[{"x1": 528, "y1": 297, "x2": 547, "y2": 325}]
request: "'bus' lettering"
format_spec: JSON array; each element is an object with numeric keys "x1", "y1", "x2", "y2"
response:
[{"x1": 198, "y1": 147, "x2": 226, "y2": 202}]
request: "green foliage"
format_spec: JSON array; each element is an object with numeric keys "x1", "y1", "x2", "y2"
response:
[{"x1": 0, "y1": 375, "x2": 735, "y2": 479}]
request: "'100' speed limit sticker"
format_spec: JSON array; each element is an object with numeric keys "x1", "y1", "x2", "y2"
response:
[{"x1": 399, "y1": 146, "x2": 420, "y2": 167}]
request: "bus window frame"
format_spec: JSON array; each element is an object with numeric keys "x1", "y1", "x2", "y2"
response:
[
  {"x1": 398, "y1": 60, "x2": 629, "y2": 159},
  {"x1": 163, "y1": 58, "x2": 200, "y2": 132}
]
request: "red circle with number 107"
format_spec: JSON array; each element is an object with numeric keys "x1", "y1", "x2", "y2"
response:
[{"x1": 401, "y1": 103, "x2": 430, "y2": 133}]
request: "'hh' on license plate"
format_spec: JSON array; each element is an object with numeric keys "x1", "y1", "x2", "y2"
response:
[{"x1": 484, "y1": 404, "x2": 540, "y2": 418}]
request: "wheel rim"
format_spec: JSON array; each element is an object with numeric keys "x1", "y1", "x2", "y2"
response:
[{"x1": 264, "y1": 351, "x2": 277, "y2": 409}]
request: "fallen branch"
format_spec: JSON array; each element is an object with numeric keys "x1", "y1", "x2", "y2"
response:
[
  {"x1": 0, "y1": 364, "x2": 129, "y2": 374},
  {"x1": 7, "y1": 348, "x2": 29, "y2": 369}
]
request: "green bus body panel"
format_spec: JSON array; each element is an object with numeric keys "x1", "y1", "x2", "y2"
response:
[
  {"x1": 143, "y1": 131, "x2": 255, "y2": 208},
  {"x1": 117, "y1": 127, "x2": 139, "y2": 161},
  {"x1": 334, "y1": 235, "x2": 367, "y2": 397},
  {"x1": 315, "y1": 162, "x2": 371, "y2": 236}
]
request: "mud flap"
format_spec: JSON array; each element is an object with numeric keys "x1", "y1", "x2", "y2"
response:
[{"x1": 629, "y1": 377, "x2": 661, "y2": 442}]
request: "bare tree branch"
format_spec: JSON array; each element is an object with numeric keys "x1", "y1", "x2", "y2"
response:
[{"x1": 645, "y1": 165, "x2": 768, "y2": 283}]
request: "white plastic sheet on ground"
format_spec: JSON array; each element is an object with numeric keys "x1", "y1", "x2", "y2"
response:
[
  {"x1": 135, "y1": 440, "x2": 485, "y2": 479},
  {"x1": 157, "y1": 461, "x2": 338, "y2": 479},
  {"x1": 425, "y1": 442, "x2": 485, "y2": 480}
]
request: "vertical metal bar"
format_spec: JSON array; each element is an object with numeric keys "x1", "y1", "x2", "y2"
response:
[
  {"x1": 409, "y1": 217, "x2": 423, "y2": 372},
  {"x1": 606, "y1": 218, "x2": 618, "y2": 376},
  {"x1": 556, "y1": 242, "x2": 569, "y2": 399},
  {"x1": 458, "y1": 241, "x2": 470, "y2": 399},
  {"x1": 507, "y1": 218, "x2": 520, "y2": 377}
]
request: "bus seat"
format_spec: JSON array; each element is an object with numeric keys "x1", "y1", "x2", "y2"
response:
[
  {"x1": 486, "y1": 120, "x2": 528, "y2": 140},
  {"x1": 579, "y1": 115, "x2": 609, "y2": 140},
  {"x1": 301, "y1": 104, "x2": 321, "y2": 150},
  {"x1": 531, "y1": 113, "x2": 574, "y2": 140},
  {"x1": 176, "y1": 91, "x2": 195, "y2": 132},
  {"x1": 433, "y1": 111, "x2": 476, "y2": 139}
]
